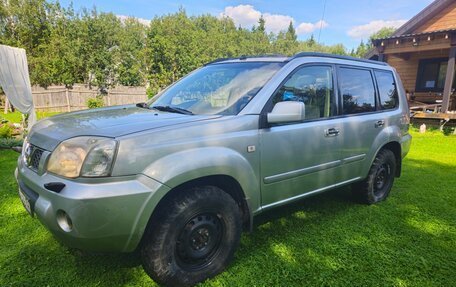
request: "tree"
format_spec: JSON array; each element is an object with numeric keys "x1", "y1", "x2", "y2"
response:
[
  {"x1": 308, "y1": 34, "x2": 316, "y2": 46},
  {"x1": 0, "y1": 1, "x2": 8, "y2": 41},
  {"x1": 286, "y1": 21, "x2": 297, "y2": 42},
  {"x1": 352, "y1": 40, "x2": 369, "y2": 58},
  {"x1": 0, "y1": 0, "x2": 51, "y2": 51},
  {"x1": 326, "y1": 44, "x2": 347, "y2": 55},
  {"x1": 250, "y1": 15, "x2": 269, "y2": 54},
  {"x1": 31, "y1": 2, "x2": 83, "y2": 87},
  {"x1": 75, "y1": 9, "x2": 122, "y2": 88},
  {"x1": 0, "y1": 1, "x2": 353, "y2": 89},
  {"x1": 369, "y1": 27, "x2": 395, "y2": 43},
  {"x1": 271, "y1": 21, "x2": 299, "y2": 55},
  {"x1": 146, "y1": 9, "x2": 201, "y2": 94},
  {"x1": 257, "y1": 15, "x2": 266, "y2": 33},
  {"x1": 352, "y1": 27, "x2": 395, "y2": 58},
  {"x1": 115, "y1": 17, "x2": 147, "y2": 86}
]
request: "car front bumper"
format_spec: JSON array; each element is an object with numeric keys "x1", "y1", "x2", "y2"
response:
[{"x1": 15, "y1": 158, "x2": 169, "y2": 252}]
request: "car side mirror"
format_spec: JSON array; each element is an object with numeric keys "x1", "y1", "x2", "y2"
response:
[{"x1": 267, "y1": 101, "x2": 305, "y2": 124}]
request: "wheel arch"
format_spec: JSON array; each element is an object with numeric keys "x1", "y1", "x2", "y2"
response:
[
  {"x1": 378, "y1": 141, "x2": 402, "y2": 177},
  {"x1": 167, "y1": 175, "x2": 251, "y2": 230},
  {"x1": 140, "y1": 174, "x2": 252, "y2": 249}
]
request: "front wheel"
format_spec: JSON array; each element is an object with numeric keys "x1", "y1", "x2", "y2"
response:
[
  {"x1": 141, "y1": 186, "x2": 242, "y2": 287},
  {"x1": 353, "y1": 149, "x2": 397, "y2": 204}
]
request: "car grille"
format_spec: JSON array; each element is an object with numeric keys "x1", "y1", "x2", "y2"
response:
[{"x1": 25, "y1": 145, "x2": 45, "y2": 171}]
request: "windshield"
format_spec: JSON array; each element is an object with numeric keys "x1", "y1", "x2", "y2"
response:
[{"x1": 148, "y1": 62, "x2": 284, "y2": 115}]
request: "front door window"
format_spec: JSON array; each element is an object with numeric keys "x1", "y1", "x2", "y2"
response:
[{"x1": 270, "y1": 65, "x2": 335, "y2": 121}]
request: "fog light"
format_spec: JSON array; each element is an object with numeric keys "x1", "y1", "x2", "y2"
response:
[{"x1": 56, "y1": 210, "x2": 73, "y2": 232}]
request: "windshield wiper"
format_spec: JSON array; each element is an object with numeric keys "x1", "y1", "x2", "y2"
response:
[{"x1": 152, "y1": 105, "x2": 194, "y2": 115}]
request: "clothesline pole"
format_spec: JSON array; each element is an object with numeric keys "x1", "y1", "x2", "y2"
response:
[{"x1": 4, "y1": 97, "x2": 10, "y2": 114}]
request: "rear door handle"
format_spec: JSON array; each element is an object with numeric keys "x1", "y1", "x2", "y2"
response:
[
  {"x1": 325, "y1": 128, "x2": 340, "y2": 137},
  {"x1": 375, "y1": 120, "x2": 385, "y2": 128}
]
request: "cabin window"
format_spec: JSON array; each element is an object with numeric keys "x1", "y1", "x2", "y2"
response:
[{"x1": 415, "y1": 58, "x2": 455, "y2": 92}]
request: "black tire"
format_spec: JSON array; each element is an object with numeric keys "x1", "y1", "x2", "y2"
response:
[
  {"x1": 141, "y1": 186, "x2": 242, "y2": 287},
  {"x1": 353, "y1": 149, "x2": 396, "y2": 204}
]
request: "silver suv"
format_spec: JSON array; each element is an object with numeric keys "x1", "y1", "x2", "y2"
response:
[{"x1": 16, "y1": 53, "x2": 411, "y2": 286}]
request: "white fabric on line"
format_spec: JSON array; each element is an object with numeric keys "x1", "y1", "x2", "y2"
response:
[{"x1": 0, "y1": 44, "x2": 36, "y2": 128}]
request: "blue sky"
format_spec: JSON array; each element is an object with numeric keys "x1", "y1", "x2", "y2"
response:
[{"x1": 60, "y1": 0, "x2": 434, "y2": 50}]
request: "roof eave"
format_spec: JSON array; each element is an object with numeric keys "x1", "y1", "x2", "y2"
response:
[
  {"x1": 374, "y1": 28, "x2": 456, "y2": 42},
  {"x1": 392, "y1": 0, "x2": 453, "y2": 36}
]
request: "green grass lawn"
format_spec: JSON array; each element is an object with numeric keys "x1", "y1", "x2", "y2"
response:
[
  {"x1": 0, "y1": 130, "x2": 455, "y2": 286},
  {"x1": 1, "y1": 111, "x2": 60, "y2": 124}
]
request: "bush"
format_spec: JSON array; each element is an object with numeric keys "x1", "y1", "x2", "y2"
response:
[
  {"x1": 146, "y1": 87, "x2": 157, "y2": 99},
  {"x1": 0, "y1": 137, "x2": 23, "y2": 149},
  {"x1": 0, "y1": 124, "x2": 13, "y2": 138},
  {"x1": 87, "y1": 97, "x2": 104, "y2": 109}
]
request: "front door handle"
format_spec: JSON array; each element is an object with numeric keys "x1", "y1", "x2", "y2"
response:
[
  {"x1": 325, "y1": 128, "x2": 340, "y2": 137},
  {"x1": 375, "y1": 120, "x2": 385, "y2": 128}
]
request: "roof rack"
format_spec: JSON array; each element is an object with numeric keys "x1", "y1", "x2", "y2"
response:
[
  {"x1": 238, "y1": 54, "x2": 287, "y2": 59},
  {"x1": 204, "y1": 57, "x2": 236, "y2": 66},
  {"x1": 291, "y1": 52, "x2": 388, "y2": 66},
  {"x1": 204, "y1": 54, "x2": 287, "y2": 66},
  {"x1": 204, "y1": 52, "x2": 387, "y2": 66}
]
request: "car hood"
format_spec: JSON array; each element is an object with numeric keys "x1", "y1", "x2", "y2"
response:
[{"x1": 28, "y1": 105, "x2": 220, "y2": 151}]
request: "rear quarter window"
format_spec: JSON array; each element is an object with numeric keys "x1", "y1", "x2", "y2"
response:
[
  {"x1": 338, "y1": 67, "x2": 376, "y2": 115},
  {"x1": 375, "y1": 70, "x2": 398, "y2": 110}
]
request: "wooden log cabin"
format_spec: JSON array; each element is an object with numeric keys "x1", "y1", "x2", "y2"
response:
[{"x1": 367, "y1": 0, "x2": 456, "y2": 121}]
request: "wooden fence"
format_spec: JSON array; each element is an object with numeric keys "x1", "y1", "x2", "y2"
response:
[{"x1": 1, "y1": 85, "x2": 148, "y2": 113}]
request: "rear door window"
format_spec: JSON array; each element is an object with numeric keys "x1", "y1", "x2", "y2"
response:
[
  {"x1": 375, "y1": 70, "x2": 398, "y2": 110},
  {"x1": 338, "y1": 67, "x2": 376, "y2": 115}
]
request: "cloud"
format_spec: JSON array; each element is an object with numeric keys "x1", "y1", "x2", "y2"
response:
[
  {"x1": 263, "y1": 13, "x2": 295, "y2": 34},
  {"x1": 347, "y1": 20, "x2": 407, "y2": 39},
  {"x1": 117, "y1": 15, "x2": 151, "y2": 26},
  {"x1": 296, "y1": 20, "x2": 329, "y2": 34},
  {"x1": 220, "y1": 5, "x2": 327, "y2": 35},
  {"x1": 220, "y1": 5, "x2": 261, "y2": 27}
]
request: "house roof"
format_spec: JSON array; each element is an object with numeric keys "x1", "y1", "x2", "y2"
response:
[
  {"x1": 365, "y1": 0, "x2": 455, "y2": 59},
  {"x1": 392, "y1": 0, "x2": 454, "y2": 36}
]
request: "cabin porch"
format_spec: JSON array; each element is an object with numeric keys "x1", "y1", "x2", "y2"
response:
[{"x1": 372, "y1": 29, "x2": 456, "y2": 123}]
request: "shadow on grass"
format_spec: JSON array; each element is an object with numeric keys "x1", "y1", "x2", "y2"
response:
[
  {"x1": 254, "y1": 185, "x2": 354, "y2": 228},
  {"x1": 216, "y1": 157, "x2": 455, "y2": 286}
]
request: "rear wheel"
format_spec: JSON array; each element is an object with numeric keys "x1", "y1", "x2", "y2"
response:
[
  {"x1": 141, "y1": 186, "x2": 242, "y2": 287},
  {"x1": 353, "y1": 149, "x2": 396, "y2": 204}
]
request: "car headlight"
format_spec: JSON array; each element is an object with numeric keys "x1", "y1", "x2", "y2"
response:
[
  {"x1": 47, "y1": 137, "x2": 117, "y2": 178},
  {"x1": 21, "y1": 137, "x2": 29, "y2": 162}
]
